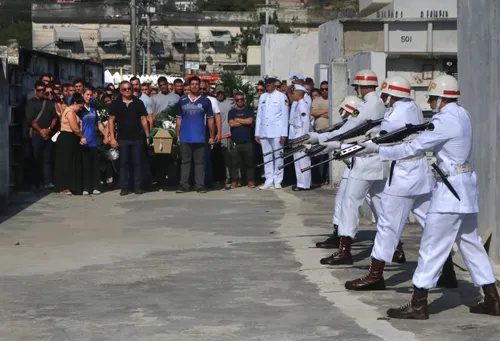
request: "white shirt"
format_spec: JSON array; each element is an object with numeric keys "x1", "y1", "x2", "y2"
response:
[
  {"x1": 206, "y1": 95, "x2": 220, "y2": 115},
  {"x1": 288, "y1": 98, "x2": 311, "y2": 139},
  {"x1": 255, "y1": 90, "x2": 289, "y2": 138},
  {"x1": 379, "y1": 103, "x2": 478, "y2": 213}
]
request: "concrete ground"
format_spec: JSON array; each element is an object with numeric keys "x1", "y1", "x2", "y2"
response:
[{"x1": 0, "y1": 186, "x2": 499, "y2": 341}]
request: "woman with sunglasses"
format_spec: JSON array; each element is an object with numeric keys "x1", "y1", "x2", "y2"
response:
[{"x1": 54, "y1": 93, "x2": 87, "y2": 195}]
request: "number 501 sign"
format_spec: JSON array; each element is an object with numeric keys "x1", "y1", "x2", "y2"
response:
[
  {"x1": 401, "y1": 36, "x2": 413, "y2": 43},
  {"x1": 388, "y1": 23, "x2": 427, "y2": 52}
]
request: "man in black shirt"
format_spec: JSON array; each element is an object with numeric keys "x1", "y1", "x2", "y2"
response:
[
  {"x1": 25, "y1": 81, "x2": 58, "y2": 189},
  {"x1": 108, "y1": 81, "x2": 150, "y2": 196},
  {"x1": 228, "y1": 92, "x2": 255, "y2": 188}
]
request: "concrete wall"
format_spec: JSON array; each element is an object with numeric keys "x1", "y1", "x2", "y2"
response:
[
  {"x1": 261, "y1": 32, "x2": 318, "y2": 80},
  {"x1": 457, "y1": 0, "x2": 500, "y2": 261},
  {"x1": 247, "y1": 46, "x2": 261, "y2": 66},
  {"x1": 369, "y1": 0, "x2": 457, "y2": 19},
  {"x1": 318, "y1": 21, "x2": 344, "y2": 64},
  {"x1": 0, "y1": 47, "x2": 9, "y2": 208}
]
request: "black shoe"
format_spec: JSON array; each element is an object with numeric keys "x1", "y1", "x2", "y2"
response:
[
  {"x1": 134, "y1": 190, "x2": 145, "y2": 195},
  {"x1": 292, "y1": 186, "x2": 309, "y2": 191},
  {"x1": 120, "y1": 189, "x2": 131, "y2": 196},
  {"x1": 176, "y1": 187, "x2": 188, "y2": 194},
  {"x1": 196, "y1": 187, "x2": 207, "y2": 193}
]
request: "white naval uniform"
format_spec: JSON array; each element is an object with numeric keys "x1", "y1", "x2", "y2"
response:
[
  {"x1": 320, "y1": 91, "x2": 389, "y2": 239},
  {"x1": 255, "y1": 90, "x2": 289, "y2": 186},
  {"x1": 371, "y1": 99, "x2": 435, "y2": 263},
  {"x1": 289, "y1": 98, "x2": 311, "y2": 189},
  {"x1": 379, "y1": 102, "x2": 496, "y2": 289}
]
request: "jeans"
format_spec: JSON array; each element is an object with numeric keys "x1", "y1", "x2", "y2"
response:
[
  {"x1": 180, "y1": 143, "x2": 205, "y2": 190},
  {"x1": 220, "y1": 138, "x2": 234, "y2": 183},
  {"x1": 31, "y1": 134, "x2": 53, "y2": 186},
  {"x1": 119, "y1": 140, "x2": 144, "y2": 191},
  {"x1": 230, "y1": 142, "x2": 254, "y2": 183},
  {"x1": 82, "y1": 147, "x2": 101, "y2": 193}
]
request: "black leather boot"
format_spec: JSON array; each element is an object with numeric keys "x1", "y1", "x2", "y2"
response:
[
  {"x1": 320, "y1": 237, "x2": 353, "y2": 265},
  {"x1": 437, "y1": 253, "x2": 458, "y2": 288},
  {"x1": 387, "y1": 286, "x2": 429, "y2": 320},
  {"x1": 470, "y1": 283, "x2": 500, "y2": 316},
  {"x1": 315, "y1": 224, "x2": 340, "y2": 249},
  {"x1": 345, "y1": 257, "x2": 386, "y2": 291},
  {"x1": 392, "y1": 241, "x2": 406, "y2": 264}
]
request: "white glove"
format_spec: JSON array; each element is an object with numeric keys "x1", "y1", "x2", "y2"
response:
[
  {"x1": 365, "y1": 126, "x2": 381, "y2": 139},
  {"x1": 307, "y1": 132, "x2": 320, "y2": 144},
  {"x1": 359, "y1": 141, "x2": 380, "y2": 154},
  {"x1": 319, "y1": 140, "x2": 341, "y2": 154},
  {"x1": 303, "y1": 144, "x2": 313, "y2": 152},
  {"x1": 318, "y1": 133, "x2": 331, "y2": 144}
]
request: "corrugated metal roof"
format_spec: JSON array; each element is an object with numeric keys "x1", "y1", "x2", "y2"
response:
[
  {"x1": 206, "y1": 30, "x2": 232, "y2": 44},
  {"x1": 99, "y1": 27, "x2": 124, "y2": 42},
  {"x1": 54, "y1": 27, "x2": 81, "y2": 42}
]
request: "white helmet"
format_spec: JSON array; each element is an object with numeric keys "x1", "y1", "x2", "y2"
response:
[
  {"x1": 427, "y1": 74, "x2": 460, "y2": 99},
  {"x1": 380, "y1": 75, "x2": 412, "y2": 99},
  {"x1": 340, "y1": 96, "x2": 363, "y2": 114},
  {"x1": 351, "y1": 69, "x2": 379, "y2": 87}
]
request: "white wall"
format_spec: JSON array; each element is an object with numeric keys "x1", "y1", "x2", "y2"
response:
[
  {"x1": 368, "y1": 0, "x2": 457, "y2": 18},
  {"x1": 247, "y1": 45, "x2": 261, "y2": 66},
  {"x1": 261, "y1": 32, "x2": 318, "y2": 80}
]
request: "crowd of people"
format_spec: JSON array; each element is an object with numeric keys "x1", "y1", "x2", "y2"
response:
[{"x1": 25, "y1": 73, "x2": 332, "y2": 196}]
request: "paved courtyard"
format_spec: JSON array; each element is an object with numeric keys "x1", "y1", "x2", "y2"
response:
[{"x1": 0, "y1": 187, "x2": 499, "y2": 341}]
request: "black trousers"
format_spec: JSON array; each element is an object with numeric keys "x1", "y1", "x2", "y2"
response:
[
  {"x1": 119, "y1": 140, "x2": 143, "y2": 191},
  {"x1": 230, "y1": 142, "x2": 254, "y2": 183},
  {"x1": 180, "y1": 143, "x2": 205, "y2": 190},
  {"x1": 55, "y1": 132, "x2": 83, "y2": 194},
  {"x1": 31, "y1": 133, "x2": 53, "y2": 187},
  {"x1": 82, "y1": 147, "x2": 102, "y2": 193}
]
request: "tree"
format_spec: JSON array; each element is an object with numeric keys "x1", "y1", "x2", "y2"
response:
[
  {"x1": 229, "y1": 12, "x2": 294, "y2": 64},
  {"x1": 218, "y1": 72, "x2": 257, "y2": 111}
]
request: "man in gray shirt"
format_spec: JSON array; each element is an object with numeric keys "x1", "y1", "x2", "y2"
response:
[
  {"x1": 152, "y1": 76, "x2": 181, "y2": 124},
  {"x1": 215, "y1": 85, "x2": 235, "y2": 189}
]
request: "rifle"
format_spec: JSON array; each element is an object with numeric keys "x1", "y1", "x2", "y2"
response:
[
  {"x1": 301, "y1": 122, "x2": 434, "y2": 173},
  {"x1": 278, "y1": 144, "x2": 327, "y2": 170},
  {"x1": 262, "y1": 120, "x2": 346, "y2": 157},
  {"x1": 281, "y1": 118, "x2": 385, "y2": 164}
]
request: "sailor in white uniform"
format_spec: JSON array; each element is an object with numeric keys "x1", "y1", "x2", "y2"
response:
[
  {"x1": 362, "y1": 75, "x2": 500, "y2": 320},
  {"x1": 255, "y1": 75, "x2": 290, "y2": 190}
]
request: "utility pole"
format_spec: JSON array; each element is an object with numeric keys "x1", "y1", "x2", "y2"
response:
[
  {"x1": 130, "y1": 0, "x2": 137, "y2": 75},
  {"x1": 146, "y1": 13, "x2": 151, "y2": 75},
  {"x1": 265, "y1": 0, "x2": 269, "y2": 25}
]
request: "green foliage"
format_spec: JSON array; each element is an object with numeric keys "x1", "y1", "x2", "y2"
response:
[
  {"x1": 219, "y1": 72, "x2": 257, "y2": 111},
  {"x1": 230, "y1": 12, "x2": 295, "y2": 64}
]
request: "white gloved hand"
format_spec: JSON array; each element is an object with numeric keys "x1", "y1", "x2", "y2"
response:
[
  {"x1": 303, "y1": 144, "x2": 313, "y2": 152},
  {"x1": 359, "y1": 141, "x2": 380, "y2": 154},
  {"x1": 319, "y1": 140, "x2": 341, "y2": 154},
  {"x1": 307, "y1": 132, "x2": 320, "y2": 144},
  {"x1": 318, "y1": 133, "x2": 331, "y2": 144},
  {"x1": 365, "y1": 126, "x2": 381, "y2": 139}
]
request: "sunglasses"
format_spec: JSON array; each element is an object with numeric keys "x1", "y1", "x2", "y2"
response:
[
  {"x1": 256, "y1": 88, "x2": 264, "y2": 92},
  {"x1": 235, "y1": 98, "x2": 244, "y2": 102},
  {"x1": 321, "y1": 88, "x2": 328, "y2": 91},
  {"x1": 36, "y1": 88, "x2": 45, "y2": 92},
  {"x1": 121, "y1": 87, "x2": 132, "y2": 91},
  {"x1": 45, "y1": 92, "x2": 53, "y2": 96}
]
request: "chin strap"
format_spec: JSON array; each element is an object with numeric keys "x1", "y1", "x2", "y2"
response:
[
  {"x1": 384, "y1": 95, "x2": 392, "y2": 108},
  {"x1": 433, "y1": 97, "x2": 443, "y2": 113}
]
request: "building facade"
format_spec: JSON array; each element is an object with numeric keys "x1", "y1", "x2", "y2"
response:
[{"x1": 32, "y1": 3, "x2": 334, "y2": 75}]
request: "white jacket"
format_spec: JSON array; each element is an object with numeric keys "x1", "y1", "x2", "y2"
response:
[
  {"x1": 288, "y1": 98, "x2": 311, "y2": 139},
  {"x1": 255, "y1": 90, "x2": 289, "y2": 138},
  {"x1": 379, "y1": 103, "x2": 478, "y2": 213},
  {"x1": 379, "y1": 99, "x2": 435, "y2": 196}
]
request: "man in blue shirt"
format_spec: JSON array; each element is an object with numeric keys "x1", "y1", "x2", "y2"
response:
[{"x1": 176, "y1": 76, "x2": 215, "y2": 193}]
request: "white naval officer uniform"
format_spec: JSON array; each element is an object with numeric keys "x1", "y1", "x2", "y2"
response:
[
  {"x1": 371, "y1": 99, "x2": 435, "y2": 263},
  {"x1": 320, "y1": 91, "x2": 389, "y2": 239},
  {"x1": 379, "y1": 102, "x2": 496, "y2": 289},
  {"x1": 289, "y1": 97, "x2": 312, "y2": 189},
  {"x1": 255, "y1": 89, "x2": 290, "y2": 186}
]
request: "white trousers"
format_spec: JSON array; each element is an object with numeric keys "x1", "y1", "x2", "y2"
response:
[
  {"x1": 260, "y1": 138, "x2": 284, "y2": 186},
  {"x1": 338, "y1": 178, "x2": 385, "y2": 238},
  {"x1": 371, "y1": 193, "x2": 430, "y2": 263},
  {"x1": 332, "y1": 178, "x2": 373, "y2": 225},
  {"x1": 293, "y1": 152, "x2": 311, "y2": 189},
  {"x1": 413, "y1": 213, "x2": 496, "y2": 289}
]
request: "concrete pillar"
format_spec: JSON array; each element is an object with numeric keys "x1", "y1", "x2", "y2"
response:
[
  {"x1": 458, "y1": 0, "x2": 500, "y2": 261},
  {"x1": 328, "y1": 58, "x2": 349, "y2": 188}
]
